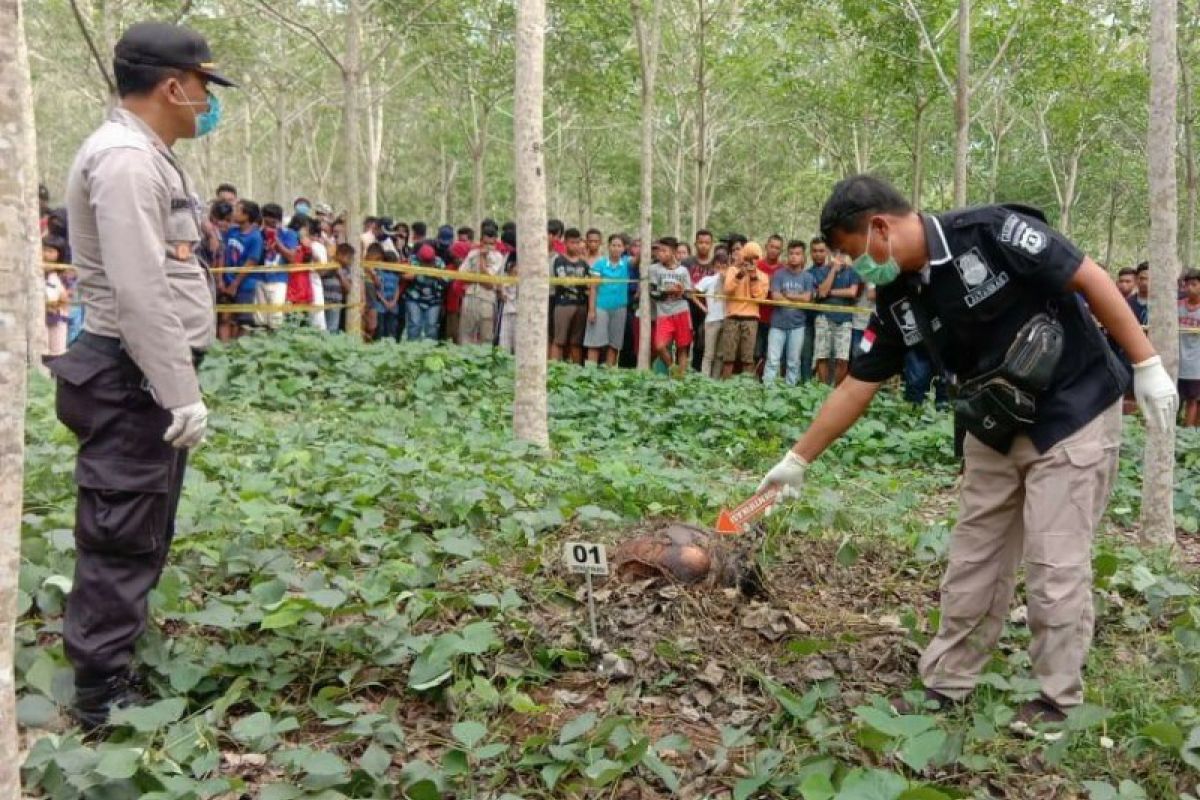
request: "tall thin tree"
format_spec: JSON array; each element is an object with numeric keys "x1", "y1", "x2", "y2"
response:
[
  {"x1": 632, "y1": 0, "x2": 662, "y2": 371},
  {"x1": 0, "y1": 0, "x2": 37, "y2": 793},
  {"x1": 1143, "y1": 0, "x2": 1179, "y2": 546},
  {"x1": 513, "y1": 0, "x2": 550, "y2": 448}
]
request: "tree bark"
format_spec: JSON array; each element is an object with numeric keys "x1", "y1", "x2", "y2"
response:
[
  {"x1": 275, "y1": 114, "x2": 287, "y2": 208},
  {"x1": 513, "y1": 0, "x2": 549, "y2": 449},
  {"x1": 633, "y1": 0, "x2": 661, "y2": 371},
  {"x1": 0, "y1": 1, "x2": 35, "y2": 794},
  {"x1": 471, "y1": 126, "x2": 489, "y2": 229},
  {"x1": 1181, "y1": 44, "x2": 1197, "y2": 272},
  {"x1": 242, "y1": 110, "x2": 254, "y2": 200},
  {"x1": 19, "y1": 10, "x2": 44, "y2": 369},
  {"x1": 1143, "y1": 0, "x2": 1178, "y2": 547},
  {"x1": 343, "y1": 0, "x2": 364, "y2": 336},
  {"x1": 1104, "y1": 181, "x2": 1119, "y2": 269},
  {"x1": 953, "y1": 0, "x2": 970, "y2": 206},
  {"x1": 691, "y1": 0, "x2": 708, "y2": 236},
  {"x1": 365, "y1": 70, "x2": 382, "y2": 216},
  {"x1": 911, "y1": 93, "x2": 927, "y2": 210}
]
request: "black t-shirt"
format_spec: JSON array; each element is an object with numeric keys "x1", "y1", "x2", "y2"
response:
[
  {"x1": 552, "y1": 255, "x2": 590, "y2": 305},
  {"x1": 851, "y1": 204, "x2": 1129, "y2": 454}
]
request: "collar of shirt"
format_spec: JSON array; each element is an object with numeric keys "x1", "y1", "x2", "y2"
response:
[
  {"x1": 109, "y1": 107, "x2": 171, "y2": 158},
  {"x1": 920, "y1": 213, "x2": 953, "y2": 285}
]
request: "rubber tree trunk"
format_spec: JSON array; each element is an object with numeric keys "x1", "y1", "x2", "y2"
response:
[
  {"x1": 343, "y1": 0, "x2": 364, "y2": 336},
  {"x1": 911, "y1": 94, "x2": 926, "y2": 210},
  {"x1": 633, "y1": 0, "x2": 661, "y2": 371},
  {"x1": 19, "y1": 9, "x2": 44, "y2": 369},
  {"x1": 0, "y1": 1, "x2": 36, "y2": 794},
  {"x1": 1181, "y1": 46, "x2": 1197, "y2": 272},
  {"x1": 691, "y1": 0, "x2": 707, "y2": 235},
  {"x1": 1143, "y1": 0, "x2": 1178, "y2": 548},
  {"x1": 953, "y1": 0, "x2": 970, "y2": 207},
  {"x1": 513, "y1": 0, "x2": 549, "y2": 449}
]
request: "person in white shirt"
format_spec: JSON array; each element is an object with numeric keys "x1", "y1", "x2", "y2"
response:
[{"x1": 696, "y1": 247, "x2": 730, "y2": 378}]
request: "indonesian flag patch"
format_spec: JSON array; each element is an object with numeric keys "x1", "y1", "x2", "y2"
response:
[{"x1": 860, "y1": 328, "x2": 876, "y2": 353}]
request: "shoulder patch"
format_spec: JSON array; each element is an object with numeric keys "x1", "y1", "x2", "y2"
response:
[{"x1": 999, "y1": 213, "x2": 1048, "y2": 255}]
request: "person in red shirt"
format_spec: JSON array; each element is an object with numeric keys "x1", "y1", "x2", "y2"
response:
[
  {"x1": 549, "y1": 218, "x2": 566, "y2": 255},
  {"x1": 756, "y1": 234, "x2": 785, "y2": 369},
  {"x1": 443, "y1": 240, "x2": 473, "y2": 342}
]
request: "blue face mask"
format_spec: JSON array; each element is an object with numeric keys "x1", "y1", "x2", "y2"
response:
[
  {"x1": 295, "y1": 203, "x2": 312, "y2": 217},
  {"x1": 172, "y1": 82, "x2": 222, "y2": 138},
  {"x1": 194, "y1": 91, "x2": 222, "y2": 137}
]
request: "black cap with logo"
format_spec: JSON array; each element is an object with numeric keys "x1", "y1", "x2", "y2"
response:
[{"x1": 114, "y1": 22, "x2": 236, "y2": 87}]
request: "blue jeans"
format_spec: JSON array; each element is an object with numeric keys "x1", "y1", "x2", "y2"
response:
[
  {"x1": 765, "y1": 326, "x2": 805, "y2": 386},
  {"x1": 324, "y1": 308, "x2": 342, "y2": 333},
  {"x1": 377, "y1": 309, "x2": 402, "y2": 340},
  {"x1": 405, "y1": 301, "x2": 440, "y2": 341},
  {"x1": 800, "y1": 318, "x2": 816, "y2": 382},
  {"x1": 903, "y1": 348, "x2": 949, "y2": 405}
]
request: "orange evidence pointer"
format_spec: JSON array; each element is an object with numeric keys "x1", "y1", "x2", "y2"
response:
[{"x1": 715, "y1": 485, "x2": 781, "y2": 535}]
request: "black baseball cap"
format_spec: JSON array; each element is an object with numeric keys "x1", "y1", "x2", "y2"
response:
[{"x1": 114, "y1": 22, "x2": 236, "y2": 87}]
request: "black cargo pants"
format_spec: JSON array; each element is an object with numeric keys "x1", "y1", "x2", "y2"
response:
[{"x1": 49, "y1": 334, "x2": 191, "y2": 682}]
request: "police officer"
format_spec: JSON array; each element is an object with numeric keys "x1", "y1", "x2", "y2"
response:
[
  {"x1": 53, "y1": 22, "x2": 235, "y2": 730},
  {"x1": 758, "y1": 175, "x2": 1178, "y2": 734}
]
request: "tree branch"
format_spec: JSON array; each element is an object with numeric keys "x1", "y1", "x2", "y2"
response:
[
  {"x1": 69, "y1": 0, "x2": 115, "y2": 96},
  {"x1": 173, "y1": 0, "x2": 195, "y2": 23},
  {"x1": 253, "y1": 0, "x2": 344, "y2": 72},
  {"x1": 971, "y1": 17, "x2": 1021, "y2": 91},
  {"x1": 901, "y1": 0, "x2": 955, "y2": 95}
]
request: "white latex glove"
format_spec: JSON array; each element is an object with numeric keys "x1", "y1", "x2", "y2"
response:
[
  {"x1": 163, "y1": 401, "x2": 209, "y2": 449},
  {"x1": 1133, "y1": 355, "x2": 1179, "y2": 433},
  {"x1": 757, "y1": 450, "x2": 809, "y2": 501}
]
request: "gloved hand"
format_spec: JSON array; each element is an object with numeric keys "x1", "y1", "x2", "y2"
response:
[
  {"x1": 1133, "y1": 355, "x2": 1179, "y2": 432},
  {"x1": 757, "y1": 450, "x2": 809, "y2": 501},
  {"x1": 163, "y1": 401, "x2": 208, "y2": 449}
]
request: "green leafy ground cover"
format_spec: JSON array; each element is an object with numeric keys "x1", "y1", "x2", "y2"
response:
[{"x1": 14, "y1": 331, "x2": 1200, "y2": 799}]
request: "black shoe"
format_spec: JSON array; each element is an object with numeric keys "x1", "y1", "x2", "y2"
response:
[
  {"x1": 72, "y1": 671, "x2": 149, "y2": 732},
  {"x1": 1009, "y1": 694, "x2": 1068, "y2": 741},
  {"x1": 890, "y1": 688, "x2": 963, "y2": 714}
]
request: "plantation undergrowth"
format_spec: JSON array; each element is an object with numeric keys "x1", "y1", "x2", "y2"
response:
[{"x1": 15, "y1": 331, "x2": 1200, "y2": 799}]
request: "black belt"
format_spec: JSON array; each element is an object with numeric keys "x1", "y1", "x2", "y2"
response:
[{"x1": 78, "y1": 331, "x2": 206, "y2": 367}]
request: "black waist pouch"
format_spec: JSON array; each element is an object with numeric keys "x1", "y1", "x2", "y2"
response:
[{"x1": 952, "y1": 313, "x2": 1063, "y2": 448}]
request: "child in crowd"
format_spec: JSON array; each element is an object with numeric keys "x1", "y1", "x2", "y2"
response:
[
  {"x1": 1180, "y1": 269, "x2": 1200, "y2": 427},
  {"x1": 43, "y1": 236, "x2": 71, "y2": 357}
]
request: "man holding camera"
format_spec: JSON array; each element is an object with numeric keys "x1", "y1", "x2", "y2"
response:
[{"x1": 759, "y1": 175, "x2": 1177, "y2": 734}]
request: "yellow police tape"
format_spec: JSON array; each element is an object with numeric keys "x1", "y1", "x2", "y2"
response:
[{"x1": 45, "y1": 260, "x2": 1200, "y2": 332}]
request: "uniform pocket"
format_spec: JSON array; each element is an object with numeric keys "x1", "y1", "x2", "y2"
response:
[{"x1": 74, "y1": 456, "x2": 170, "y2": 556}]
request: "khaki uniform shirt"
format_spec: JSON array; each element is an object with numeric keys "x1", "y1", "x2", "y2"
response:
[{"x1": 66, "y1": 108, "x2": 214, "y2": 409}]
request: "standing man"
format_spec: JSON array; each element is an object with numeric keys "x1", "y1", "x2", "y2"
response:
[
  {"x1": 759, "y1": 175, "x2": 1177, "y2": 734},
  {"x1": 54, "y1": 21, "x2": 234, "y2": 730},
  {"x1": 649, "y1": 237, "x2": 695, "y2": 374},
  {"x1": 683, "y1": 229, "x2": 716, "y2": 372},
  {"x1": 1115, "y1": 267, "x2": 1137, "y2": 298},
  {"x1": 458, "y1": 221, "x2": 505, "y2": 345},
  {"x1": 810, "y1": 248, "x2": 862, "y2": 385},
  {"x1": 755, "y1": 234, "x2": 785, "y2": 367},
  {"x1": 764, "y1": 241, "x2": 813, "y2": 386},
  {"x1": 1127, "y1": 262, "x2": 1150, "y2": 326},
  {"x1": 584, "y1": 228, "x2": 604, "y2": 264}
]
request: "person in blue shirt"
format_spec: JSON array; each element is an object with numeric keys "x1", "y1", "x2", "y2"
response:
[
  {"x1": 259, "y1": 203, "x2": 298, "y2": 330},
  {"x1": 405, "y1": 243, "x2": 446, "y2": 340},
  {"x1": 375, "y1": 251, "x2": 404, "y2": 340},
  {"x1": 809, "y1": 246, "x2": 863, "y2": 386},
  {"x1": 585, "y1": 234, "x2": 632, "y2": 366},
  {"x1": 221, "y1": 199, "x2": 264, "y2": 338},
  {"x1": 765, "y1": 241, "x2": 815, "y2": 386}
]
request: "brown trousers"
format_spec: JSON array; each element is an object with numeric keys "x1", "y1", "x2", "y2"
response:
[{"x1": 919, "y1": 402, "x2": 1121, "y2": 708}]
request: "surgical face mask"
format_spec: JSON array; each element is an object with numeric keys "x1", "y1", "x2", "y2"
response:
[
  {"x1": 171, "y1": 82, "x2": 222, "y2": 138},
  {"x1": 296, "y1": 203, "x2": 312, "y2": 217},
  {"x1": 852, "y1": 225, "x2": 901, "y2": 286}
]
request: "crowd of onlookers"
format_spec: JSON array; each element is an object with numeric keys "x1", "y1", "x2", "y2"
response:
[{"x1": 36, "y1": 181, "x2": 1200, "y2": 426}]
